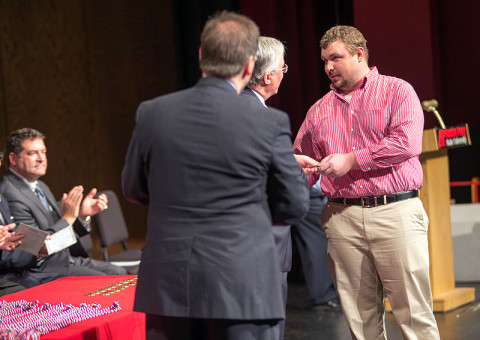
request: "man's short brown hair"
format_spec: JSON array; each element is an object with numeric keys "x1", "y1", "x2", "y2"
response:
[
  {"x1": 5, "y1": 128, "x2": 45, "y2": 167},
  {"x1": 320, "y1": 25, "x2": 369, "y2": 61},
  {"x1": 199, "y1": 11, "x2": 259, "y2": 78}
]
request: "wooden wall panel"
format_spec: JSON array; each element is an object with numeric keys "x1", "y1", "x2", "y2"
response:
[
  {"x1": 0, "y1": 0, "x2": 94, "y2": 192},
  {"x1": 0, "y1": 0, "x2": 178, "y2": 238},
  {"x1": 83, "y1": 0, "x2": 177, "y2": 237}
]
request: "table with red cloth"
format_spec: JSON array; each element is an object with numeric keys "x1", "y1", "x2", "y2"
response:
[{"x1": 2, "y1": 275, "x2": 145, "y2": 340}]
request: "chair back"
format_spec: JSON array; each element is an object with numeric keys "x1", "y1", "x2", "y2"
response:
[{"x1": 94, "y1": 190, "x2": 129, "y2": 247}]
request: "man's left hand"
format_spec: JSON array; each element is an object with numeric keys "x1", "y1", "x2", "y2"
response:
[
  {"x1": 317, "y1": 152, "x2": 358, "y2": 178},
  {"x1": 79, "y1": 188, "x2": 109, "y2": 219}
]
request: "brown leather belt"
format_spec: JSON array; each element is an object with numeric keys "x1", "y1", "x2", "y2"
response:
[{"x1": 328, "y1": 190, "x2": 419, "y2": 208}]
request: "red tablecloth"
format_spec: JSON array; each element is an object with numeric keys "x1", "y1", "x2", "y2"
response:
[{"x1": 2, "y1": 275, "x2": 145, "y2": 339}]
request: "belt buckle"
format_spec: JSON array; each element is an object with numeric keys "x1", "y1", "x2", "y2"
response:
[{"x1": 361, "y1": 196, "x2": 377, "y2": 208}]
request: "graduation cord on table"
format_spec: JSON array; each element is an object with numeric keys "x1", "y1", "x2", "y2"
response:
[{"x1": 0, "y1": 299, "x2": 121, "y2": 338}]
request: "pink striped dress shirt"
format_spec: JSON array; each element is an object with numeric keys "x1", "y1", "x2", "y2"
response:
[{"x1": 293, "y1": 67, "x2": 424, "y2": 198}]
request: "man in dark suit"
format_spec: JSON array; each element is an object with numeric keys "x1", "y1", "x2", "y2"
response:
[
  {"x1": 0, "y1": 128, "x2": 127, "y2": 287},
  {"x1": 0, "y1": 199, "x2": 26, "y2": 296},
  {"x1": 240, "y1": 36, "x2": 291, "y2": 340},
  {"x1": 0, "y1": 192, "x2": 66, "y2": 289},
  {"x1": 0, "y1": 151, "x2": 64, "y2": 292},
  {"x1": 122, "y1": 11, "x2": 315, "y2": 340},
  {"x1": 291, "y1": 178, "x2": 339, "y2": 310}
]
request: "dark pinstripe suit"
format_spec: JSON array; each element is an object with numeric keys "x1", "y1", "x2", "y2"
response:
[
  {"x1": 241, "y1": 86, "x2": 293, "y2": 340},
  {"x1": 0, "y1": 171, "x2": 126, "y2": 283},
  {"x1": 122, "y1": 76, "x2": 309, "y2": 325},
  {"x1": 0, "y1": 196, "x2": 26, "y2": 295}
]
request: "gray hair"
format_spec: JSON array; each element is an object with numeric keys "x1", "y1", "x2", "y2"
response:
[{"x1": 249, "y1": 36, "x2": 285, "y2": 86}]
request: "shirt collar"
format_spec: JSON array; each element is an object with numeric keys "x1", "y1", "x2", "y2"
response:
[
  {"x1": 226, "y1": 79, "x2": 237, "y2": 92},
  {"x1": 330, "y1": 66, "x2": 378, "y2": 95},
  {"x1": 201, "y1": 75, "x2": 238, "y2": 93},
  {"x1": 249, "y1": 88, "x2": 267, "y2": 107},
  {"x1": 9, "y1": 168, "x2": 38, "y2": 192}
]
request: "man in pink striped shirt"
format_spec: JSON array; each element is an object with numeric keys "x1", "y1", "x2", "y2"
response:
[{"x1": 294, "y1": 26, "x2": 440, "y2": 339}]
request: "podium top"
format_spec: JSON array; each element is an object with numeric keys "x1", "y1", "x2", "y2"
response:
[{"x1": 422, "y1": 125, "x2": 471, "y2": 154}]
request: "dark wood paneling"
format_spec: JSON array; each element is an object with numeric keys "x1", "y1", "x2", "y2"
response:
[
  {"x1": 83, "y1": 0, "x2": 178, "y2": 237},
  {"x1": 0, "y1": 0, "x2": 94, "y2": 190},
  {"x1": 0, "y1": 0, "x2": 178, "y2": 238}
]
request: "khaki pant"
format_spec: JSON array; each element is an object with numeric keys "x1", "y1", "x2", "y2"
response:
[{"x1": 321, "y1": 197, "x2": 440, "y2": 340}]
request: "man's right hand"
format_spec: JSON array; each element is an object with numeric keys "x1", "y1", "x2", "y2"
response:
[
  {"x1": 294, "y1": 154, "x2": 321, "y2": 174},
  {"x1": 61, "y1": 185, "x2": 84, "y2": 225},
  {"x1": 38, "y1": 235, "x2": 53, "y2": 258}
]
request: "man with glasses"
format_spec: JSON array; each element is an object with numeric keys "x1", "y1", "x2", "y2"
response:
[
  {"x1": 291, "y1": 177, "x2": 339, "y2": 311},
  {"x1": 0, "y1": 223, "x2": 26, "y2": 296},
  {"x1": 244, "y1": 36, "x2": 288, "y2": 104},
  {"x1": 0, "y1": 151, "x2": 27, "y2": 295},
  {"x1": 241, "y1": 36, "x2": 291, "y2": 340}
]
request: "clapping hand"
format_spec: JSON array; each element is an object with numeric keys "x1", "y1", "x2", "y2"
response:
[
  {"x1": 79, "y1": 188, "x2": 108, "y2": 219},
  {"x1": 61, "y1": 185, "x2": 84, "y2": 225}
]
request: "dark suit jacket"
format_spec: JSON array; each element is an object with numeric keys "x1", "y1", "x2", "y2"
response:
[
  {"x1": 0, "y1": 198, "x2": 26, "y2": 294},
  {"x1": 0, "y1": 171, "x2": 90, "y2": 271},
  {"x1": 122, "y1": 76, "x2": 309, "y2": 320},
  {"x1": 0, "y1": 196, "x2": 15, "y2": 274},
  {"x1": 0, "y1": 197, "x2": 13, "y2": 224},
  {"x1": 241, "y1": 87, "x2": 292, "y2": 272}
]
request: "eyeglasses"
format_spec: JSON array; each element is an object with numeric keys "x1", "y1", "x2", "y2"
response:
[{"x1": 276, "y1": 64, "x2": 288, "y2": 74}]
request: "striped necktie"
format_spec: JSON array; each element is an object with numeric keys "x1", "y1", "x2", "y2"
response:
[
  {"x1": 35, "y1": 184, "x2": 56, "y2": 222},
  {"x1": 35, "y1": 184, "x2": 75, "y2": 263}
]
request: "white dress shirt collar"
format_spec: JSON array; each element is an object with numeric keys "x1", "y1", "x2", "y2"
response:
[
  {"x1": 249, "y1": 88, "x2": 267, "y2": 107},
  {"x1": 9, "y1": 168, "x2": 38, "y2": 193}
]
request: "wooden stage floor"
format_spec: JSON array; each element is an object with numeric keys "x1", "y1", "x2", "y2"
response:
[
  {"x1": 94, "y1": 236, "x2": 480, "y2": 339},
  {"x1": 284, "y1": 280, "x2": 480, "y2": 340}
]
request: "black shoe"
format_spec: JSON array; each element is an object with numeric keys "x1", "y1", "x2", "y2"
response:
[{"x1": 311, "y1": 299, "x2": 341, "y2": 311}]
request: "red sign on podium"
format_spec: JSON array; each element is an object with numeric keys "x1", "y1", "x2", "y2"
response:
[{"x1": 437, "y1": 124, "x2": 471, "y2": 149}]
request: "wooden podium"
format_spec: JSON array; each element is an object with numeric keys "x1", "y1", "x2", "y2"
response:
[
  {"x1": 417, "y1": 128, "x2": 474, "y2": 312},
  {"x1": 385, "y1": 128, "x2": 474, "y2": 312}
]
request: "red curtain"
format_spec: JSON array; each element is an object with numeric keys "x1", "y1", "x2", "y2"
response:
[{"x1": 239, "y1": 0, "x2": 353, "y2": 136}]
